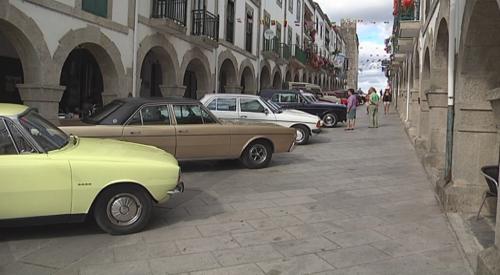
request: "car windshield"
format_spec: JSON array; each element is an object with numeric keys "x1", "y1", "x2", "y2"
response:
[
  {"x1": 262, "y1": 98, "x2": 282, "y2": 113},
  {"x1": 85, "y1": 100, "x2": 124, "y2": 124},
  {"x1": 18, "y1": 111, "x2": 69, "y2": 152},
  {"x1": 305, "y1": 95, "x2": 318, "y2": 102}
]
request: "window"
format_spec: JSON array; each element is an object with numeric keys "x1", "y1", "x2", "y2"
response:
[
  {"x1": 82, "y1": 0, "x2": 108, "y2": 18},
  {"x1": 271, "y1": 93, "x2": 280, "y2": 102},
  {"x1": 226, "y1": 0, "x2": 235, "y2": 43},
  {"x1": 296, "y1": 0, "x2": 301, "y2": 22},
  {"x1": 245, "y1": 8, "x2": 254, "y2": 53},
  {"x1": 19, "y1": 111, "x2": 68, "y2": 152},
  {"x1": 0, "y1": 119, "x2": 17, "y2": 155},
  {"x1": 288, "y1": 27, "x2": 293, "y2": 45},
  {"x1": 280, "y1": 93, "x2": 299, "y2": 103},
  {"x1": 276, "y1": 0, "x2": 282, "y2": 8},
  {"x1": 174, "y1": 105, "x2": 216, "y2": 125},
  {"x1": 6, "y1": 120, "x2": 35, "y2": 154},
  {"x1": 217, "y1": 98, "x2": 237, "y2": 111},
  {"x1": 289, "y1": 0, "x2": 293, "y2": 13},
  {"x1": 276, "y1": 23, "x2": 282, "y2": 43},
  {"x1": 240, "y1": 99, "x2": 266, "y2": 113}
]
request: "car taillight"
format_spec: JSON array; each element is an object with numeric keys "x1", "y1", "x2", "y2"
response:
[{"x1": 316, "y1": 120, "x2": 323, "y2": 128}]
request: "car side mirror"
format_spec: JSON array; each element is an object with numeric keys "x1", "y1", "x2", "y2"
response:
[{"x1": 264, "y1": 109, "x2": 270, "y2": 115}]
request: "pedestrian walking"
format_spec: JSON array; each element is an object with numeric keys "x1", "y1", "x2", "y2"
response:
[
  {"x1": 368, "y1": 87, "x2": 380, "y2": 128},
  {"x1": 345, "y1": 89, "x2": 358, "y2": 131},
  {"x1": 383, "y1": 89, "x2": 392, "y2": 115},
  {"x1": 365, "y1": 89, "x2": 373, "y2": 115}
]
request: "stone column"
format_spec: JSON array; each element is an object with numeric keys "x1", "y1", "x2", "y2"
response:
[
  {"x1": 101, "y1": 92, "x2": 118, "y2": 105},
  {"x1": 224, "y1": 86, "x2": 243, "y2": 94},
  {"x1": 407, "y1": 89, "x2": 420, "y2": 138},
  {"x1": 476, "y1": 88, "x2": 500, "y2": 275},
  {"x1": 17, "y1": 84, "x2": 65, "y2": 125},
  {"x1": 416, "y1": 93, "x2": 430, "y2": 151},
  {"x1": 426, "y1": 89, "x2": 448, "y2": 170},
  {"x1": 160, "y1": 85, "x2": 186, "y2": 97}
]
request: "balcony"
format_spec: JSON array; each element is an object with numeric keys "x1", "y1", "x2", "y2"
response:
[
  {"x1": 395, "y1": 0, "x2": 420, "y2": 38},
  {"x1": 192, "y1": 9, "x2": 219, "y2": 41},
  {"x1": 292, "y1": 45, "x2": 307, "y2": 65},
  {"x1": 263, "y1": 37, "x2": 280, "y2": 55},
  {"x1": 279, "y1": 43, "x2": 291, "y2": 60},
  {"x1": 152, "y1": 0, "x2": 187, "y2": 26}
]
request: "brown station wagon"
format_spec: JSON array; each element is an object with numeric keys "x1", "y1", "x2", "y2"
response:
[{"x1": 60, "y1": 97, "x2": 296, "y2": 169}]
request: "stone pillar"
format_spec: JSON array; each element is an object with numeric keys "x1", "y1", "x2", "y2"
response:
[
  {"x1": 17, "y1": 84, "x2": 65, "y2": 125},
  {"x1": 476, "y1": 88, "x2": 500, "y2": 275},
  {"x1": 416, "y1": 93, "x2": 430, "y2": 151},
  {"x1": 101, "y1": 92, "x2": 118, "y2": 105},
  {"x1": 160, "y1": 85, "x2": 186, "y2": 97},
  {"x1": 426, "y1": 89, "x2": 448, "y2": 170},
  {"x1": 224, "y1": 86, "x2": 243, "y2": 94},
  {"x1": 408, "y1": 89, "x2": 420, "y2": 137}
]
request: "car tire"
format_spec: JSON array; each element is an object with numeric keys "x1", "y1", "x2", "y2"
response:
[
  {"x1": 323, "y1": 113, "x2": 338, "y2": 128},
  {"x1": 292, "y1": 125, "x2": 310, "y2": 145},
  {"x1": 241, "y1": 141, "x2": 273, "y2": 169},
  {"x1": 93, "y1": 185, "x2": 152, "y2": 235}
]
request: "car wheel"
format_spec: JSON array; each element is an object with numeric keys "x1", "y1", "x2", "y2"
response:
[
  {"x1": 292, "y1": 125, "x2": 310, "y2": 145},
  {"x1": 323, "y1": 113, "x2": 338, "y2": 128},
  {"x1": 241, "y1": 141, "x2": 273, "y2": 169},
  {"x1": 93, "y1": 185, "x2": 152, "y2": 235}
]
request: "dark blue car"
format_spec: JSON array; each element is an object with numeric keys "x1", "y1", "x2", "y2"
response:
[{"x1": 259, "y1": 89, "x2": 347, "y2": 127}]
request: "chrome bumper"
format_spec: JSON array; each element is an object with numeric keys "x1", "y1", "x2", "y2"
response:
[{"x1": 167, "y1": 182, "x2": 185, "y2": 195}]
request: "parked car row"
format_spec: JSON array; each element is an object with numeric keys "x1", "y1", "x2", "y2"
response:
[{"x1": 0, "y1": 87, "x2": 347, "y2": 235}]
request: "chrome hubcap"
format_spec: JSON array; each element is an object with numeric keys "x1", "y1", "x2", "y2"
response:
[
  {"x1": 324, "y1": 115, "x2": 335, "y2": 126},
  {"x1": 107, "y1": 193, "x2": 142, "y2": 226},
  {"x1": 296, "y1": 129, "x2": 305, "y2": 143},
  {"x1": 249, "y1": 144, "x2": 268, "y2": 164}
]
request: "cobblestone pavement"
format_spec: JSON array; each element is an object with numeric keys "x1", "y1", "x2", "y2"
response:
[{"x1": 0, "y1": 111, "x2": 472, "y2": 275}]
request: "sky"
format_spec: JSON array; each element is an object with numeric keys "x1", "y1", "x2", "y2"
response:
[{"x1": 315, "y1": 0, "x2": 393, "y2": 92}]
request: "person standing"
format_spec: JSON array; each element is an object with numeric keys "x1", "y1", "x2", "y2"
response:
[
  {"x1": 383, "y1": 89, "x2": 392, "y2": 115},
  {"x1": 368, "y1": 87, "x2": 380, "y2": 128},
  {"x1": 345, "y1": 89, "x2": 358, "y2": 131}
]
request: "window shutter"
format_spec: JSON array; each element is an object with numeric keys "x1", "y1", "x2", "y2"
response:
[{"x1": 82, "y1": 0, "x2": 108, "y2": 18}]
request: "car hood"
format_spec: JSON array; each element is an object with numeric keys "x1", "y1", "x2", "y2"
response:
[
  {"x1": 51, "y1": 137, "x2": 178, "y2": 165},
  {"x1": 275, "y1": 109, "x2": 319, "y2": 124},
  {"x1": 221, "y1": 121, "x2": 295, "y2": 134}
]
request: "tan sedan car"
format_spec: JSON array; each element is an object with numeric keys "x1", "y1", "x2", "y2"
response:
[{"x1": 61, "y1": 98, "x2": 296, "y2": 169}]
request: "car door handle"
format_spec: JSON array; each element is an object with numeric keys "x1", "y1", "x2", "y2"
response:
[
  {"x1": 240, "y1": 116, "x2": 248, "y2": 119},
  {"x1": 178, "y1": 130, "x2": 189, "y2": 133},
  {"x1": 129, "y1": 131, "x2": 141, "y2": 135}
]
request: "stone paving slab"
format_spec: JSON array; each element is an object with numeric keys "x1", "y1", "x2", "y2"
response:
[{"x1": 0, "y1": 112, "x2": 472, "y2": 275}]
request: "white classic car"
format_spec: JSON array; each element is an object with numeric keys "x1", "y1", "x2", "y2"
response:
[{"x1": 200, "y1": 94, "x2": 322, "y2": 145}]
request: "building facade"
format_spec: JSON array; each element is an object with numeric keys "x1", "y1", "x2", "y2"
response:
[
  {"x1": 388, "y1": 0, "x2": 500, "y2": 273},
  {"x1": 0, "y1": 0, "x2": 350, "y2": 124}
]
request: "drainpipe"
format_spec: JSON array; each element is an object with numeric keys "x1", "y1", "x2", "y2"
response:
[
  {"x1": 131, "y1": 0, "x2": 139, "y2": 97},
  {"x1": 214, "y1": 0, "x2": 219, "y2": 94},
  {"x1": 257, "y1": 1, "x2": 262, "y2": 92},
  {"x1": 406, "y1": 56, "x2": 411, "y2": 122},
  {"x1": 444, "y1": 0, "x2": 456, "y2": 182}
]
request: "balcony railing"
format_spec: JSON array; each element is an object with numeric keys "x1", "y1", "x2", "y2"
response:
[
  {"x1": 292, "y1": 45, "x2": 307, "y2": 64},
  {"x1": 192, "y1": 9, "x2": 219, "y2": 41},
  {"x1": 279, "y1": 43, "x2": 291, "y2": 60},
  {"x1": 263, "y1": 37, "x2": 280, "y2": 54},
  {"x1": 152, "y1": 0, "x2": 187, "y2": 26}
]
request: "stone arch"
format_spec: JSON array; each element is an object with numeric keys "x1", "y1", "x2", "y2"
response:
[
  {"x1": 136, "y1": 33, "x2": 179, "y2": 97},
  {"x1": 272, "y1": 66, "x2": 282, "y2": 89},
  {"x1": 0, "y1": 4, "x2": 52, "y2": 85},
  {"x1": 239, "y1": 59, "x2": 256, "y2": 94},
  {"x1": 53, "y1": 26, "x2": 126, "y2": 105},
  {"x1": 218, "y1": 49, "x2": 239, "y2": 93},
  {"x1": 260, "y1": 61, "x2": 271, "y2": 89},
  {"x1": 450, "y1": 0, "x2": 500, "y2": 206},
  {"x1": 180, "y1": 47, "x2": 212, "y2": 99}
]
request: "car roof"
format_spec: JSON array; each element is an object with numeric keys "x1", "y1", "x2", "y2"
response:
[
  {"x1": 203, "y1": 94, "x2": 261, "y2": 99},
  {"x1": 117, "y1": 96, "x2": 199, "y2": 105},
  {"x1": 260, "y1": 89, "x2": 299, "y2": 94},
  {"x1": 0, "y1": 103, "x2": 30, "y2": 117}
]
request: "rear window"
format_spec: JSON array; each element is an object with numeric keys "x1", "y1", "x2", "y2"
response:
[{"x1": 84, "y1": 100, "x2": 124, "y2": 124}]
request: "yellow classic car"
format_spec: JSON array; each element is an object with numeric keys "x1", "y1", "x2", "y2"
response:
[
  {"x1": 61, "y1": 97, "x2": 297, "y2": 169},
  {"x1": 0, "y1": 104, "x2": 184, "y2": 235}
]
